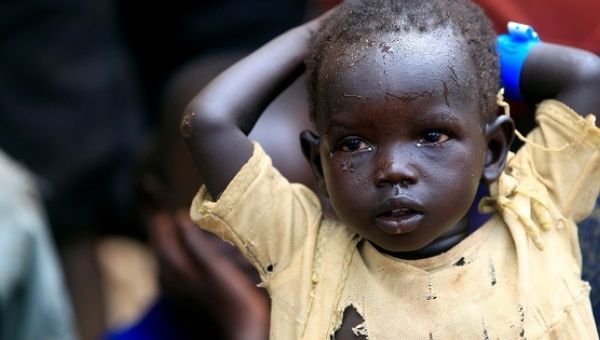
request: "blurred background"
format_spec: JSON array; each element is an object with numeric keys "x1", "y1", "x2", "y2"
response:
[{"x1": 0, "y1": 0, "x2": 597, "y2": 339}]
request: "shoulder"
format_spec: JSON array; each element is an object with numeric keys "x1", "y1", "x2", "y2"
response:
[{"x1": 507, "y1": 99, "x2": 600, "y2": 221}]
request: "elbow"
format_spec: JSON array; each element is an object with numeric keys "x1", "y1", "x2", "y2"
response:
[
  {"x1": 538, "y1": 48, "x2": 600, "y2": 116},
  {"x1": 180, "y1": 94, "x2": 229, "y2": 139},
  {"x1": 565, "y1": 51, "x2": 600, "y2": 115},
  {"x1": 522, "y1": 44, "x2": 600, "y2": 115},
  {"x1": 572, "y1": 51, "x2": 600, "y2": 89}
]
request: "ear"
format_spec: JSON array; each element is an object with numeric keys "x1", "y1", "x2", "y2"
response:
[
  {"x1": 300, "y1": 130, "x2": 328, "y2": 197},
  {"x1": 482, "y1": 115, "x2": 515, "y2": 183}
]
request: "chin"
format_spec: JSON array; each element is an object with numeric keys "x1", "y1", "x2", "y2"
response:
[{"x1": 372, "y1": 238, "x2": 434, "y2": 257}]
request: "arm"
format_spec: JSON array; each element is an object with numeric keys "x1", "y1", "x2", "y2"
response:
[
  {"x1": 182, "y1": 14, "x2": 330, "y2": 198},
  {"x1": 515, "y1": 43, "x2": 600, "y2": 223},
  {"x1": 520, "y1": 42, "x2": 600, "y2": 123}
]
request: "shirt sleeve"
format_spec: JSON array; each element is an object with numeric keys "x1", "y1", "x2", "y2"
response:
[
  {"x1": 517, "y1": 99, "x2": 600, "y2": 222},
  {"x1": 190, "y1": 143, "x2": 323, "y2": 278}
]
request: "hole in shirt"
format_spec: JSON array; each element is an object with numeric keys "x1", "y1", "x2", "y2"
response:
[{"x1": 332, "y1": 305, "x2": 368, "y2": 339}]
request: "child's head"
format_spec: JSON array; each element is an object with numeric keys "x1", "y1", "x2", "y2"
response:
[
  {"x1": 301, "y1": 0, "x2": 514, "y2": 257},
  {"x1": 306, "y1": 0, "x2": 499, "y2": 126}
]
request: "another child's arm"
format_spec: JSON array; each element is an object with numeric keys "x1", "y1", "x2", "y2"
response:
[
  {"x1": 520, "y1": 42, "x2": 600, "y2": 122},
  {"x1": 182, "y1": 13, "x2": 330, "y2": 198}
]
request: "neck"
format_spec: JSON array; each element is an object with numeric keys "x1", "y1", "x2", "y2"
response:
[{"x1": 378, "y1": 217, "x2": 471, "y2": 260}]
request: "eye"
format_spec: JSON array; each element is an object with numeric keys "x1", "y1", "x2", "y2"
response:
[
  {"x1": 417, "y1": 130, "x2": 450, "y2": 145},
  {"x1": 338, "y1": 137, "x2": 371, "y2": 152}
]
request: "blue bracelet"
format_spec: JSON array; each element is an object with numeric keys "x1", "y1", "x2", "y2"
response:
[{"x1": 496, "y1": 22, "x2": 541, "y2": 101}]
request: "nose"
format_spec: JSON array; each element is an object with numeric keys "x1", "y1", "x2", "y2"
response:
[{"x1": 374, "y1": 148, "x2": 418, "y2": 188}]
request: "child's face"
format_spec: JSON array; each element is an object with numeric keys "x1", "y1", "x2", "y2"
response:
[{"x1": 315, "y1": 28, "x2": 489, "y2": 254}]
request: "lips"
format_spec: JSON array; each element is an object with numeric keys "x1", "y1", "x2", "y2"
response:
[{"x1": 374, "y1": 196, "x2": 424, "y2": 234}]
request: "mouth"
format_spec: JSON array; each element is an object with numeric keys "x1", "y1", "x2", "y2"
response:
[{"x1": 374, "y1": 197, "x2": 424, "y2": 234}]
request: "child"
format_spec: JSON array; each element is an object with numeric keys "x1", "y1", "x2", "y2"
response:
[{"x1": 183, "y1": 0, "x2": 600, "y2": 338}]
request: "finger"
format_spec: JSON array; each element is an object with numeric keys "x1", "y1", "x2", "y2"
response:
[
  {"x1": 174, "y1": 209, "x2": 220, "y2": 263},
  {"x1": 177, "y1": 210, "x2": 255, "y2": 282},
  {"x1": 150, "y1": 212, "x2": 202, "y2": 289},
  {"x1": 173, "y1": 209, "x2": 246, "y2": 286},
  {"x1": 148, "y1": 211, "x2": 169, "y2": 248},
  {"x1": 175, "y1": 211, "x2": 270, "y2": 337},
  {"x1": 177, "y1": 209, "x2": 264, "y2": 285}
]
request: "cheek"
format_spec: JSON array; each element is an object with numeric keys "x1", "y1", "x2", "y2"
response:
[
  {"x1": 424, "y1": 141, "x2": 485, "y2": 178},
  {"x1": 419, "y1": 145, "x2": 484, "y2": 200},
  {"x1": 446, "y1": 158, "x2": 481, "y2": 186},
  {"x1": 322, "y1": 155, "x2": 373, "y2": 211}
]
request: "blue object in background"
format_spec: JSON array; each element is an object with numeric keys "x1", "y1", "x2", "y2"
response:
[
  {"x1": 496, "y1": 22, "x2": 541, "y2": 101},
  {"x1": 578, "y1": 196, "x2": 600, "y2": 324},
  {"x1": 104, "y1": 299, "x2": 190, "y2": 340}
]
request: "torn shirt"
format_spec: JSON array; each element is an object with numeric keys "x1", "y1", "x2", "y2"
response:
[{"x1": 191, "y1": 100, "x2": 600, "y2": 339}]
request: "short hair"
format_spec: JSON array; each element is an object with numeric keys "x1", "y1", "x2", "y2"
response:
[{"x1": 305, "y1": 0, "x2": 498, "y2": 125}]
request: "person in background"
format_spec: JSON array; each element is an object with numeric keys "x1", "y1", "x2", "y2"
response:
[
  {"x1": 0, "y1": 149, "x2": 77, "y2": 340},
  {"x1": 0, "y1": 1, "x2": 144, "y2": 338}
]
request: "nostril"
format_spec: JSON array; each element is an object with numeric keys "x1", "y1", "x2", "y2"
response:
[
  {"x1": 374, "y1": 160, "x2": 393, "y2": 187},
  {"x1": 374, "y1": 159, "x2": 418, "y2": 187},
  {"x1": 399, "y1": 178, "x2": 413, "y2": 189}
]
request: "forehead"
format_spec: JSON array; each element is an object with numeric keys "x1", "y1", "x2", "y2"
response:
[{"x1": 315, "y1": 28, "x2": 479, "y2": 127}]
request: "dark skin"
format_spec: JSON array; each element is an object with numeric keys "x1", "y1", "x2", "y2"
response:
[
  {"x1": 521, "y1": 43, "x2": 600, "y2": 118},
  {"x1": 183, "y1": 9, "x2": 600, "y2": 338},
  {"x1": 306, "y1": 28, "x2": 506, "y2": 257},
  {"x1": 183, "y1": 16, "x2": 511, "y2": 258},
  {"x1": 181, "y1": 14, "x2": 325, "y2": 197}
]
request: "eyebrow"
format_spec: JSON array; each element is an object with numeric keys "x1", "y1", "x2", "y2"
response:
[
  {"x1": 325, "y1": 120, "x2": 365, "y2": 136},
  {"x1": 418, "y1": 111, "x2": 461, "y2": 125},
  {"x1": 326, "y1": 110, "x2": 461, "y2": 131}
]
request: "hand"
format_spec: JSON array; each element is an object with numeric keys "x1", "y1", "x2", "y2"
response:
[{"x1": 150, "y1": 209, "x2": 269, "y2": 340}]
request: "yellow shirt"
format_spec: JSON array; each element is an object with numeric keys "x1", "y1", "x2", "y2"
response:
[{"x1": 191, "y1": 100, "x2": 600, "y2": 339}]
